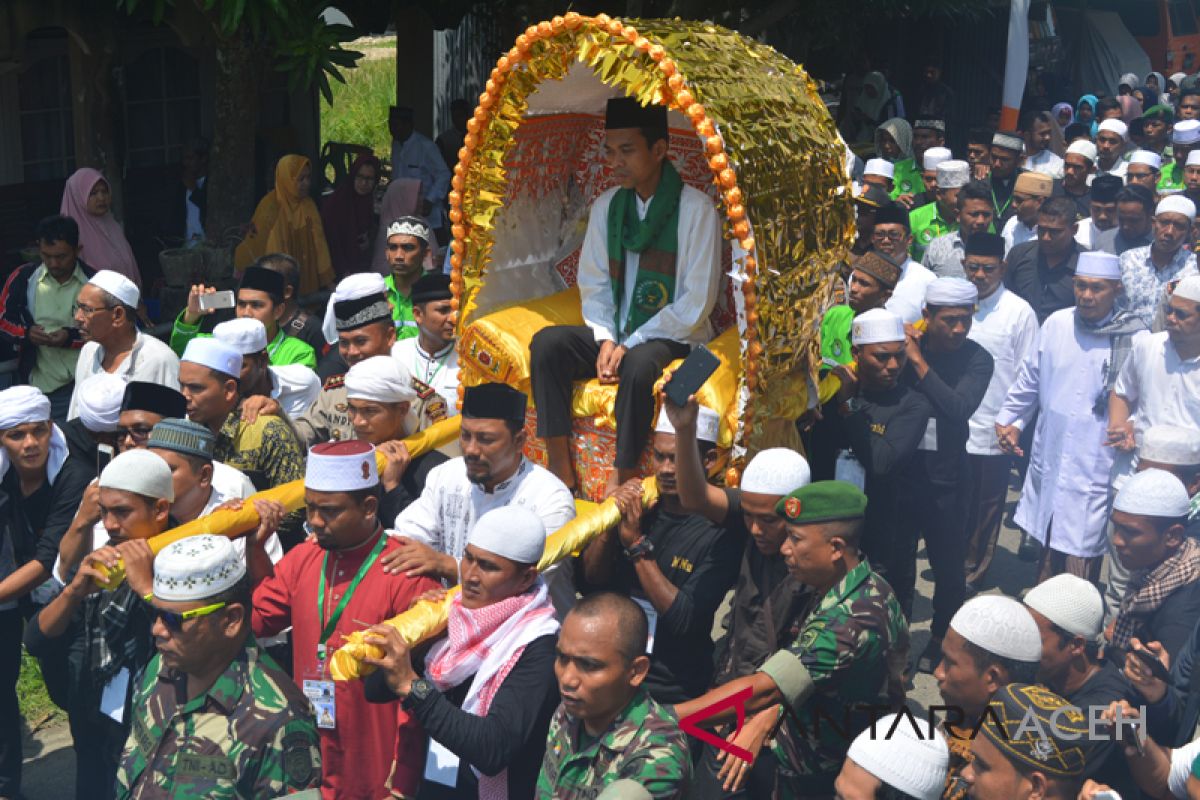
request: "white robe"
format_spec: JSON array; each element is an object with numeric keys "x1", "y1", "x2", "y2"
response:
[
  {"x1": 966, "y1": 287, "x2": 1040, "y2": 456},
  {"x1": 578, "y1": 183, "x2": 722, "y2": 348},
  {"x1": 996, "y1": 307, "x2": 1115, "y2": 557},
  {"x1": 392, "y1": 337, "x2": 460, "y2": 415},
  {"x1": 392, "y1": 457, "x2": 578, "y2": 617}
]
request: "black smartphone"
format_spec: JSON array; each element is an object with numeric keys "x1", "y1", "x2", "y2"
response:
[
  {"x1": 664, "y1": 346, "x2": 721, "y2": 408},
  {"x1": 1131, "y1": 646, "x2": 1173, "y2": 685},
  {"x1": 97, "y1": 443, "x2": 114, "y2": 473}
]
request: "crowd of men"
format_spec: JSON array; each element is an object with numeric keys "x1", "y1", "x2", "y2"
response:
[{"x1": 1, "y1": 67, "x2": 1200, "y2": 800}]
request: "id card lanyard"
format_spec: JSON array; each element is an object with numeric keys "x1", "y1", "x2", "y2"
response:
[{"x1": 315, "y1": 530, "x2": 387, "y2": 677}]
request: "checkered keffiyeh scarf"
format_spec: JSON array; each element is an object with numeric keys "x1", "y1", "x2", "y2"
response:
[
  {"x1": 1075, "y1": 308, "x2": 1144, "y2": 416},
  {"x1": 1113, "y1": 538, "x2": 1200, "y2": 651},
  {"x1": 86, "y1": 583, "x2": 152, "y2": 686},
  {"x1": 424, "y1": 578, "x2": 559, "y2": 800}
]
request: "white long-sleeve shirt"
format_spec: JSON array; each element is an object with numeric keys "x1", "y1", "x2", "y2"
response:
[
  {"x1": 965, "y1": 287, "x2": 1040, "y2": 455},
  {"x1": 1024, "y1": 150, "x2": 1064, "y2": 179},
  {"x1": 578, "y1": 182, "x2": 722, "y2": 348},
  {"x1": 996, "y1": 308, "x2": 1115, "y2": 557},
  {"x1": 392, "y1": 456, "x2": 577, "y2": 616},
  {"x1": 885, "y1": 258, "x2": 936, "y2": 322},
  {"x1": 1002, "y1": 216, "x2": 1037, "y2": 256},
  {"x1": 390, "y1": 131, "x2": 451, "y2": 229}
]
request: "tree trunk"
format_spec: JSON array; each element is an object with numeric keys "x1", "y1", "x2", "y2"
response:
[{"x1": 205, "y1": 29, "x2": 265, "y2": 246}]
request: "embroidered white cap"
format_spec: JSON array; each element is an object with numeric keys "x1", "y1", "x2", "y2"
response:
[
  {"x1": 935, "y1": 160, "x2": 971, "y2": 189},
  {"x1": 922, "y1": 147, "x2": 953, "y2": 173},
  {"x1": 213, "y1": 318, "x2": 269, "y2": 355},
  {"x1": 852, "y1": 308, "x2": 905, "y2": 346},
  {"x1": 1157, "y1": 195, "x2": 1197, "y2": 221},
  {"x1": 847, "y1": 714, "x2": 950, "y2": 800},
  {"x1": 1024, "y1": 574, "x2": 1105, "y2": 639},
  {"x1": 655, "y1": 405, "x2": 720, "y2": 445},
  {"x1": 741, "y1": 448, "x2": 811, "y2": 496},
  {"x1": 153, "y1": 534, "x2": 246, "y2": 602},
  {"x1": 322, "y1": 273, "x2": 390, "y2": 345},
  {"x1": 1140, "y1": 425, "x2": 1200, "y2": 466},
  {"x1": 949, "y1": 595, "x2": 1042, "y2": 663},
  {"x1": 88, "y1": 270, "x2": 140, "y2": 309},
  {"x1": 1174, "y1": 120, "x2": 1200, "y2": 144},
  {"x1": 1113, "y1": 468, "x2": 1191, "y2": 518},
  {"x1": 1065, "y1": 140, "x2": 1098, "y2": 162},
  {"x1": 864, "y1": 158, "x2": 895, "y2": 179}
]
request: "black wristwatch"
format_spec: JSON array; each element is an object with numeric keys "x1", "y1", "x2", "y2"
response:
[
  {"x1": 623, "y1": 536, "x2": 655, "y2": 562},
  {"x1": 403, "y1": 677, "x2": 436, "y2": 709}
]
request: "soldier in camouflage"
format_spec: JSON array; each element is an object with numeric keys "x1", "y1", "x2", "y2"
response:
[
  {"x1": 674, "y1": 481, "x2": 910, "y2": 800},
  {"x1": 537, "y1": 592, "x2": 691, "y2": 799},
  {"x1": 116, "y1": 532, "x2": 321, "y2": 799}
]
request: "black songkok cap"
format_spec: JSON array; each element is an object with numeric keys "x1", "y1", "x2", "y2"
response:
[
  {"x1": 462, "y1": 383, "x2": 527, "y2": 424},
  {"x1": 980, "y1": 683, "x2": 1091, "y2": 778},
  {"x1": 606, "y1": 97, "x2": 668, "y2": 138},
  {"x1": 965, "y1": 232, "x2": 1005, "y2": 258},
  {"x1": 239, "y1": 266, "x2": 285, "y2": 298},
  {"x1": 1091, "y1": 174, "x2": 1124, "y2": 203},
  {"x1": 411, "y1": 273, "x2": 453, "y2": 305},
  {"x1": 121, "y1": 381, "x2": 187, "y2": 418},
  {"x1": 334, "y1": 293, "x2": 392, "y2": 332},
  {"x1": 872, "y1": 203, "x2": 911, "y2": 231}
]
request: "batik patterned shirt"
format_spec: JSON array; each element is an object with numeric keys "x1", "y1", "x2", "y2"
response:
[{"x1": 1117, "y1": 245, "x2": 1198, "y2": 326}]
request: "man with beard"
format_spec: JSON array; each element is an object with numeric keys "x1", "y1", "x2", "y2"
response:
[
  {"x1": 382, "y1": 383, "x2": 578, "y2": 616},
  {"x1": 579, "y1": 405, "x2": 741, "y2": 705},
  {"x1": 249, "y1": 441, "x2": 439, "y2": 799},
  {"x1": 1001, "y1": 171, "x2": 1052, "y2": 256},
  {"x1": 666, "y1": 393, "x2": 811, "y2": 799},
  {"x1": 1056, "y1": 140, "x2": 1096, "y2": 220},
  {"x1": 1095, "y1": 120, "x2": 1130, "y2": 181}
]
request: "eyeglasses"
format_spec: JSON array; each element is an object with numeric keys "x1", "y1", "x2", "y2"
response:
[
  {"x1": 72, "y1": 302, "x2": 114, "y2": 317},
  {"x1": 964, "y1": 261, "x2": 1001, "y2": 274},
  {"x1": 150, "y1": 601, "x2": 227, "y2": 632},
  {"x1": 871, "y1": 230, "x2": 906, "y2": 241},
  {"x1": 117, "y1": 424, "x2": 155, "y2": 442}
]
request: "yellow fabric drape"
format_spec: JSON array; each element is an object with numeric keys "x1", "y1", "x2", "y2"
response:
[
  {"x1": 327, "y1": 481, "x2": 659, "y2": 682},
  {"x1": 91, "y1": 415, "x2": 463, "y2": 590},
  {"x1": 234, "y1": 155, "x2": 335, "y2": 295}
]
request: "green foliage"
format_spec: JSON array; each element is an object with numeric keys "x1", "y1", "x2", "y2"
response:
[
  {"x1": 115, "y1": 0, "x2": 363, "y2": 103},
  {"x1": 320, "y1": 51, "x2": 396, "y2": 177},
  {"x1": 17, "y1": 652, "x2": 59, "y2": 727}
]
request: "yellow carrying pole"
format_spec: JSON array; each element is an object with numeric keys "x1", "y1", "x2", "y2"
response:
[
  {"x1": 327, "y1": 479, "x2": 661, "y2": 682},
  {"x1": 91, "y1": 415, "x2": 463, "y2": 590}
]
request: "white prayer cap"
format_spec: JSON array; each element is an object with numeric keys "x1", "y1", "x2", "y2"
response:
[
  {"x1": 847, "y1": 714, "x2": 949, "y2": 800},
  {"x1": 1156, "y1": 195, "x2": 1197, "y2": 221},
  {"x1": 922, "y1": 147, "x2": 953, "y2": 173},
  {"x1": 949, "y1": 595, "x2": 1042, "y2": 662},
  {"x1": 99, "y1": 449, "x2": 174, "y2": 501},
  {"x1": 153, "y1": 534, "x2": 246, "y2": 602},
  {"x1": 344, "y1": 355, "x2": 417, "y2": 404},
  {"x1": 925, "y1": 277, "x2": 978, "y2": 307},
  {"x1": 1023, "y1": 574, "x2": 1105, "y2": 639},
  {"x1": 864, "y1": 158, "x2": 895, "y2": 179},
  {"x1": 305, "y1": 440, "x2": 379, "y2": 492},
  {"x1": 213, "y1": 318, "x2": 268, "y2": 355},
  {"x1": 1097, "y1": 119, "x2": 1129, "y2": 140},
  {"x1": 75, "y1": 373, "x2": 127, "y2": 433},
  {"x1": 1074, "y1": 251, "x2": 1122, "y2": 280},
  {"x1": 1176, "y1": 276, "x2": 1200, "y2": 304},
  {"x1": 936, "y1": 160, "x2": 970, "y2": 189},
  {"x1": 1065, "y1": 140, "x2": 1098, "y2": 163},
  {"x1": 852, "y1": 308, "x2": 905, "y2": 346},
  {"x1": 323, "y1": 273, "x2": 389, "y2": 345},
  {"x1": 181, "y1": 337, "x2": 243, "y2": 379},
  {"x1": 1113, "y1": 468, "x2": 1191, "y2": 518},
  {"x1": 0, "y1": 385, "x2": 51, "y2": 430},
  {"x1": 1129, "y1": 150, "x2": 1163, "y2": 170},
  {"x1": 1175, "y1": 120, "x2": 1200, "y2": 144},
  {"x1": 1140, "y1": 425, "x2": 1200, "y2": 466},
  {"x1": 88, "y1": 269, "x2": 140, "y2": 309},
  {"x1": 1189, "y1": 150, "x2": 1200, "y2": 168},
  {"x1": 655, "y1": 405, "x2": 720, "y2": 445},
  {"x1": 468, "y1": 506, "x2": 547, "y2": 565},
  {"x1": 1172, "y1": 72, "x2": 1188, "y2": 84},
  {"x1": 741, "y1": 448, "x2": 811, "y2": 496}
]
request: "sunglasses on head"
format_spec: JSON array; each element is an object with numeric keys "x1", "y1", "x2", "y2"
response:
[{"x1": 148, "y1": 601, "x2": 227, "y2": 632}]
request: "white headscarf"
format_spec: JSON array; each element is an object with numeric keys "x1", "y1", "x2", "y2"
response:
[{"x1": 0, "y1": 386, "x2": 69, "y2": 483}]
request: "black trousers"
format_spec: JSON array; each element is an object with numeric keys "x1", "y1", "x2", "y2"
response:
[
  {"x1": 690, "y1": 738, "x2": 778, "y2": 799},
  {"x1": 530, "y1": 326, "x2": 689, "y2": 469},
  {"x1": 0, "y1": 609, "x2": 21, "y2": 795},
  {"x1": 894, "y1": 479, "x2": 968, "y2": 640}
]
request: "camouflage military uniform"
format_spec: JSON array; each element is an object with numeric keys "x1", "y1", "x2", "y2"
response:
[
  {"x1": 759, "y1": 558, "x2": 909, "y2": 799},
  {"x1": 536, "y1": 686, "x2": 691, "y2": 799},
  {"x1": 115, "y1": 637, "x2": 322, "y2": 799},
  {"x1": 293, "y1": 373, "x2": 448, "y2": 447}
]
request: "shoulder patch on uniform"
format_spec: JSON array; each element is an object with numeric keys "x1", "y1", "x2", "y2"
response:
[
  {"x1": 323, "y1": 373, "x2": 345, "y2": 390},
  {"x1": 425, "y1": 397, "x2": 448, "y2": 422},
  {"x1": 411, "y1": 376, "x2": 437, "y2": 400},
  {"x1": 281, "y1": 729, "x2": 316, "y2": 786}
]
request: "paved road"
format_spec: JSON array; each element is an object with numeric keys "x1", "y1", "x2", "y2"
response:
[{"x1": 19, "y1": 491, "x2": 1043, "y2": 798}]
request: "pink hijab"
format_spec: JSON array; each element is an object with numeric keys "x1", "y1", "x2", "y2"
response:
[{"x1": 61, "y1": 168, "x2": 141, "y2": 288}]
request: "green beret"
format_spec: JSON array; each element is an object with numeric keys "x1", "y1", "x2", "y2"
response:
[
  {"x1": 980, "y1": 683, "x2": 1091, "y2": 778},
  {"x1": 775, "y1": 480, "x2": 868, "y2": 523}
]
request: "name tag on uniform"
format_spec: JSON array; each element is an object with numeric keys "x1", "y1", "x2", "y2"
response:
[
  {"x1": 919, "y1": 419, "x2": 938, "y2": 452},
  {"x1": 835, "y1": 449, "x2": 866, "y2": 490},
  {"x1": 101, "y1": 668, "x2": 130, "y2": 723},
  {"x1": 424, "y1": 738, "x2": 460, "y2": 786},
  {"x1": 632, "y1": 597, "x2": 658, "y2": 654},
  {"x1": 303, "y1": 680, "x2": 337, "y2": 729}
]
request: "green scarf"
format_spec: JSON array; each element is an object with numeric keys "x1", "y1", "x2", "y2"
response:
[{"x1": 607, "y1": 159, "x2": 683, "y2": 338}]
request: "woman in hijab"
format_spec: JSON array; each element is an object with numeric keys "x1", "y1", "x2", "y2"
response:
[
  {"x1": 1120, "y1": 93, "x2": 1145, "y2": 122},
  {"x1": 875, "y1": 117, "x2": 920, "y2": 198},
  {"x1": 234, "y1": 154, "x2": 334, "y2": 295},
  {"x1": 320, "y1": 152, "x2": 381, "y2": 279},
  {"x1": 60, "y1": 168, "x2": 141, "y2": 288},
  {"x1": 849, "y1": 71, "x2": 902, "y2": 143},
  {"x1": 1052, "y1": 102, "x2": 1074, "y2": 129},
  {"x1": 1076, "y1": 94, "x2": 1099, "y2": 135},
  {"x1": 1118, "y1": 73, "x2": 1140, "y2": 95},
  {"x1": 1145, "y1": 71, "x2": 1166, "y2": 96},
  {"x1": 370, "y1": 176, "x2": 426, "y2": 274}
]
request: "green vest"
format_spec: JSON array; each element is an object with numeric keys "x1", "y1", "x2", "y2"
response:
[
  {"x1": 1160, "y1": 161, "x2": 1186, "y2": 193},
  {"x1": 908, "y1": 202, "x2": 958, "y2": 262},
  {"x1": 171, "y1": 312, "x2": 318, "y2": 369},
  {"x1": 890, "y1": 158, "x2": 923, "y2": 198},
  {"x1": 819, "y1": 305, "x2": 856, "y2": 366},
  {"x1": 385, "y1": 274, "x2": 420, "y2": 341}
]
